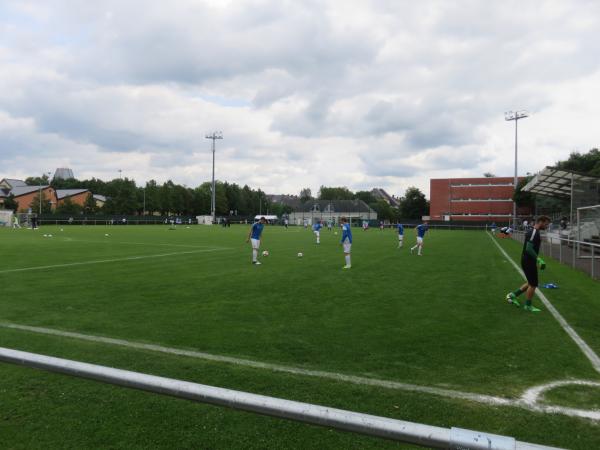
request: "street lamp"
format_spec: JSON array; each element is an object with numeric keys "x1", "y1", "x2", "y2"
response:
[
  {"x1": 504, "y1": 110, "x2": 528, "y2": 226},
  {"x1": 205, "y1": 131, "x2": 223, "y2": 224},
  {"x1": 118, "y1": 169, "x2": 123, "y2": 179}
]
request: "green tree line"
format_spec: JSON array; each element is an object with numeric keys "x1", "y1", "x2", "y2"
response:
[{"x1": 21, "y1": 177, "x2": 274, "y2": 217}]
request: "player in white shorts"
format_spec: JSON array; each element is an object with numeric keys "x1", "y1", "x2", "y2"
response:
[
  {"x1": 340, "y1": 217, "x2": 352, "y2": 269},
  {"x1": 396, "y1": 223, "x2": 404, "y2": 248},
  {"x1": 312, "y1": 220, "x2": 323, "y2": 244},
  {"x1": 246, "y1": 217, "x2": 267, "y2": 264}
]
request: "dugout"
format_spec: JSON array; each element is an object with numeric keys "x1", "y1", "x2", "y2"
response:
[
  {"x1": 523, "y1": 167, "x2": 600, "y2": 224},
  {"x1": 522, "y1": 167, "x2": 600, "y2": 258}
]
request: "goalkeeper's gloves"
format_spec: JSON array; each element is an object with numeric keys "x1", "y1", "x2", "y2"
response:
[{"x1": 537, "y1": 257, "x2": 546, "y2": 270}]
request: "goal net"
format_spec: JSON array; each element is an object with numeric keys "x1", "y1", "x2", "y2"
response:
[{"x1": 0, "y1": 210, "x2": 14, "y2": 227}]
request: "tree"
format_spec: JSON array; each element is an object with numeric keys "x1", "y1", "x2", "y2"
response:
[
  {"x1": 83, "y1": 193, "x2": 98, "y2": 214},
  {"x1": 354, "y1": 190, "x2": 377, "y2": 204},
  {"x1": 371, "y1": 200, "x2": 398, "y2": 222},
  {"x1": 25, "y1": 174, "x2": 50, "y2": 186},
  {"x1": 399, "y1": 187, "x2": 429, "y2": 219},
  {"x1": 300, "y1": 188, "x2": 313, "y2": 203},
  {"x1": 29, "y1": 191, "x2": 53, "y2": 214},
  {"x1": 3, "y1": 194, "x2": 18, "y2": 212},
  {"x1": 555, "y1": 148, "x2": 600, "y2": 176},
  {"x1": 318, "y1": 186, "x2": 354, "y2": 200},
  {"x1": 483, "y1": 172, "x2": 496, "y2": 178},
  {"x1": 55, "y1": 197, "x2": 82, "y2": 215},
  {"x1": 513, "y1": 177, "x2": 535, "y2": 209},
  {"x1": 102, "y1": 178, "x2": 138, "y2": 214}
]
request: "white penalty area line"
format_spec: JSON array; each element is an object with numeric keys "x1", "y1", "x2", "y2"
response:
[
  {"x1": 59, "y1": 238, "x2": 225, "y2": 250},
  {"x1": 487, "y1": 232, "x2": 600, "y2": 374},
  {"x1": 2, "y1": 322, "x2": 599, "y2": 421},
  {"x1": 0, "y1": 247, "x2": 230, "y2": 275}
]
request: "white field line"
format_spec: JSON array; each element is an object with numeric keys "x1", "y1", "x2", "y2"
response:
[
  {"x1": 0, "y1": 248, "x2": 229, "y2": 275},
  {"x1": 2, "y1": 322, "x2": 599, "y2": 420},
  {"x1": 487, "y1": 232, "x2": 600, "y2": 374},
  {"x1": 58, "y1": 238, "x2": 228, "y2": 250}
]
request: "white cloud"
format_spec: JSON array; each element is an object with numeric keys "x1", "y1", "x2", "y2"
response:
[{"x1": 1, "y1": 0, "x2": 600, "y2": 198}]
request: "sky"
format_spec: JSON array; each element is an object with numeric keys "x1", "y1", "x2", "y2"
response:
[{"x1": 1, "y1": 0, "x2": 599, "y2": 198}]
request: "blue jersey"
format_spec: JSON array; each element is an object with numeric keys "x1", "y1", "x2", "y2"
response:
[
  {"x1": 416, "y1": 224, "x2": 428, "y2": 238},
  {"x1": 397, "y1": 224, "x2": 404, "y2": 235},
  {"x1": 341, "y1": 223, "x2": 352, "y2": 244},
  {"x1": 313, "y1": 223, "x2": 322, "y2": 232},
  {"x1": 251, "y1": 222, "x2": 264, "y2": 240}
]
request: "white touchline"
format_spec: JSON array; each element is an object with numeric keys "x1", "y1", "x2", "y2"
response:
[
  {"x1": 0, "y1": 248, "x2": 229, "y2": 275},
  {"x1": 60, "y1": 238, "x2": 228, "y2": 250},
  {"x1": 1, "y1": 322, "x2": 599, "y2": 420},
  {"x1": 487, "y1": 232, "x2": 600, "y2": 374}
]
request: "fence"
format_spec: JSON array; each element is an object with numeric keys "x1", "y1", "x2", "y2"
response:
[
  {"x1": 511, "y1": 230, "x2": 600, "y2": 280},
  {"x1": 0, "y1": 347, "x2": 561, "y2": 450}
]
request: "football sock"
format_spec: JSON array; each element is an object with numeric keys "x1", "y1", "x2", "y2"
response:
[
  {"x1": 418, "y1": 246, "x2": 422, "y2": 255},
  {"x1": 512, "y1": 288, "x2": 525, "y2": 297},
  {"x1": 345, "y1": 255, "x2": 351, "y2": 266},
  {"x1": 252, "y1": 249, "x2": 258, "y2": 262}
]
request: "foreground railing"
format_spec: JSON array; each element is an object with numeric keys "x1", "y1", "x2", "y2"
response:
[
  {"x1": 0, "y1": 347, "x2": 561, "y2": 449},
  {"x1": 510, "y1": 230, "x2": 600, "y2": 280}
]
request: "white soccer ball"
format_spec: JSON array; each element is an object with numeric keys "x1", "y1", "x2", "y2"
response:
[
  {"x1": 262, "y1": 250, "x2": 269, "y2": 257},
  {"x1": 297, "y1": 252, "x2": 303, "y2": 258},
  {"x1": 334, "y1": 231, "x2": 338, "y2": 235},
  {"x1": 43, "y1": 234, "x2": 48, "y2": 237},
  {"x1": 60, "y1": 228, "x2": 64, "y2": 232},
  {"x1": 48, "y1": 234, "x2": 53, "y2": 237},
  {"x1": 105, "y1": 233, "x2": 109, "y2": 237}
]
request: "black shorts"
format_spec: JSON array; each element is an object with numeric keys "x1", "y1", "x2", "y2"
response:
[{"x1": 521, "y1": 257, "x2": 538, "y2": 287}]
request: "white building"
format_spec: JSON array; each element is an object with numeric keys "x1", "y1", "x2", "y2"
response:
[{"x1": 288, "y1": 200, "x2": 377, "y2": 226}]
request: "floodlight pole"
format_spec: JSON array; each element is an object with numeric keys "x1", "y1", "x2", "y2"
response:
[
  {"x1": 206, "y1": 131, "x2": 223, "y2": 224},
  {"x1": 505, "y1": 110, "x2": 528, "y2": 226}
]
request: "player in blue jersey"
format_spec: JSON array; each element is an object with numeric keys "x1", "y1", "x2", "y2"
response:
[
  {"x1": 340, "y1": 217, "x2": 352, "y2": 269},
  {"x1": 246, "y1": 216, "x2": 267, "y2": 265},
  {"x1": 410, "y1": 221, "x2": 428, "y2": 256},
  {"x1": 312, "y1": 220, "x2": 323, "y2": 244},
  {"x1": 396, "y1": 223, "x2": 404, "y2": 248}
]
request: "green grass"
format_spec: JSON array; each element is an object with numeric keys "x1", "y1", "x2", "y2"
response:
[
  {"x1": 541, "y1": 384, "x2": 600, "y2": 410},
  {"x1": 1, "y1": 224, "x2": 599, "y2": 449}
]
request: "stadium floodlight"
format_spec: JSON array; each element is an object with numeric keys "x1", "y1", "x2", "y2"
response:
[
  {"x1": 504, "y1": 110, "x2": 529, "y2": 226},
  {"x1": 205, "y1": 131, "x2": 223, "y2": 224}
]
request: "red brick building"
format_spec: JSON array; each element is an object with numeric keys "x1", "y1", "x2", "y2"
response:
[
  {"x1": 56, "y1": 189, "x2": 91, "y2": 207},
  {"x1": 0, "y1": 178, "x2": 57, "y2": 213},
  {"x1": 430, "y1": 177, "x2": 531, "y2": 222}
]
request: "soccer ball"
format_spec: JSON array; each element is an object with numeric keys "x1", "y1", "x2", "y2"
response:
[
  {"x1": 297, "y1": 252, "x2": 303, "y2": 258},
  {"x1": 105, "y1": 233, "x2": 110, "y2": 237},
  {"x1": 334, "y1": 231, "x2": 338, "y2": 235},
  {"x1": 262, "y1": 250, "x2": 269, "y2": 257}
]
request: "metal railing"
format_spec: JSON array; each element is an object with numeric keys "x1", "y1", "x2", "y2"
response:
[
  {"x1": 510, "y1": 230, "x2": 600, "y2": 280},
  {"x1": 0, "y1": 347, "x2": 561, "y2": 450}
]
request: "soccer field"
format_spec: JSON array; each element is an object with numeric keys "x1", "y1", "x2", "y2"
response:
[{"x1": 1, "y1": 224, "x2": 599, "y2": 449}]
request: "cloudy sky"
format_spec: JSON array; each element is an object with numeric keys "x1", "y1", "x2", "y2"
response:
[{"x1": 1, "y1": 0, "x2": 599, "y2": 197}]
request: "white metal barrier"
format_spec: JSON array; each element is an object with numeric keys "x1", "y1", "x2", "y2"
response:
[
  {"x1": 0, "y1": 347, "x2": 562, "y2": 449},
  {"x1": 511, "y1": 230, "x2": 600, "y2": 279}
]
